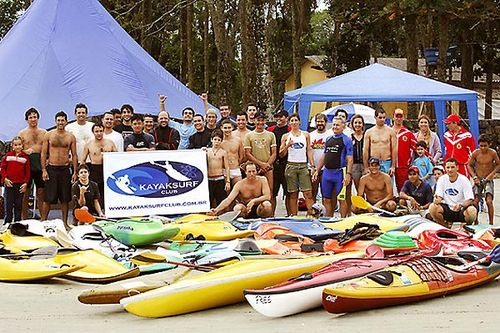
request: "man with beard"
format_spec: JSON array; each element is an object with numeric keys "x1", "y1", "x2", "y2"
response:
[
  {"x1": 246, "y1": 104, "x2": 258, "y2": 130},
  {"x1": 309, "y1": 113, "x2": 330, "y2": 200},
  {"x1": 153, "y1": 111, "x2": 180, "y2": 150},
  {"x1": 188, "y1": 114, "x2": 212, "y2": 149},
  {"x1": 102, "y1": 111, "x2": 124, "y2": 152},
  {"x1": 113, "y1": 104, "x2": 134, "y2": 139},
  {"x1": 159, "y1": 95, "x2": 196, "y2": 149}
]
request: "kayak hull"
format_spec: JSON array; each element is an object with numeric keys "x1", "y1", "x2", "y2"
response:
[
  {"x1": 0, "y1": 257, "x2": 84, "y2": 282},
  {"x1": 96, "y1": 219, "x2": 179, "y2": 246}
]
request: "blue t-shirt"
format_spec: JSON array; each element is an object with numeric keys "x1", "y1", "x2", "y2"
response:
[
  {"x1": 401, "y1": 180, "x2": 433, "y2": 206},
  {"x1": 169, "y1": 121, "x2": 196, "y2": 149},
  {"x1": 324, "y1": 133, "x2": 353, "y2": 170},
  {"x1": 413, "y1": 156, "x2": 433, "y2": 185}
]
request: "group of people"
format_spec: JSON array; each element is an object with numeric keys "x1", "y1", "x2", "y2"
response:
[{"x1": 1, "y1": 96, "x2": 498, "y2": 230}]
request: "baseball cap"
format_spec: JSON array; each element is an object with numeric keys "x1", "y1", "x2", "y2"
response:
[
  {"x1": 433, "y1": 165, "x2": 445, "y2": 173},
  {"x1": 274, "y1": 110, "x2": 288, "y2": 118},
  {"x1": 368, "y1": 157, "x2": 380, "y2": 165},
  {"x1": 255, "y1": 112, "x2": 267, "y2": 119},
  {"x1": 443, "y1": 114, "x2": 461, "y2": 124},
  {"x1": 408, "y1": 166, "x2": 420, "y2": 175},
  {"x1": 394, "y1": 109, "x2": 404, "y2": 117}
]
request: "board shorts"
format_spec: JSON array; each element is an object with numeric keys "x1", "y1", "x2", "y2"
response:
[
  {"x1": 208, "y1": 176, "x2": 226, "y2": 208},
  {"x1": 351, "y1": 163, "x2": 364, "y2": 182},
  {"x1": 44, "y1": 165, "x2": 72, "y2": 204},
  {"x1": 89, "y1": 163, "x2": 104, "y2": 201},
  {"x1": 28, "y1": 153, "x2": 44, "y2": 189},
  {"x1": 285, "y1": 163, "x2": 312, "y2": 193},
  {"x1": 440, "y1": 203, "x2": 467, "y2": 223},
  {"x1": 379, "y1": 159, "x2": 392, "y2": 174},
  {"x1": 321, "y1": 168, "x2": 343, "y2": 199},
  {"x1": 273, "y1": 163, "x2": 287, "y2": 197},
  {"x1": 246, "y1": 204, "x2": 260, "y2": 219},
  {"x1": 473, "y1": 179, "x2": 494, "y2": 198}
]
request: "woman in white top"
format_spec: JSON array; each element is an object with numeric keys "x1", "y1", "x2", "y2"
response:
[{"x1": 279, "y1": 114, "x2": 315, "y2": 216}]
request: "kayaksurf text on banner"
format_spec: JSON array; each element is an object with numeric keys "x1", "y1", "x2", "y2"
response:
[{"x1": 103, "y1": 150, "x2": 209, "y2": 217}]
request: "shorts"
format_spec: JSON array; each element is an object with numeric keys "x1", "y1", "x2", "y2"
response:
[
  {"x1": 44, "y1": 165, "x2": 72, "y2": 204},
  {"x1": 321, "y1": 168, "x2": 343, "y2": 199},
  {"x1": 351, "y1": 163, "x2": 364, "y2": 182},
  {"x1": 473, "y1": 179, "x2": 494, "y2": 197},
  {"x1": 440, "y1": 203, "x2": 466, "y2": 223},
  {"x1": 247, "y1": 204, "x2": 259, "y2": 219},
  {"x1": 208, "y1": 177, "x2": 226, "y2": 208},
  {"x1": 379, "y1": 159, "x2": 392, "y2": 174},
  {"x1": 89, "y1": 164, "x2": 104, "y2": 200},
  {"x1": 28, "y1": 153, "x2": 44, "y2": 189},
  {"x1": 285, "y1": 163, "x2": 312, "y2": 193},
  {"x1": 273, "y1": 163, "x2": 287, "y2": 197},
  {"x1": 224, "y1": 168, "x2": 242, "y2": 179}
]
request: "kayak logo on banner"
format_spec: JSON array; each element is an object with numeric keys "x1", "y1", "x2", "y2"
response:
[{"x1": 107, "y1": 161, "x2": 203, "y2": 198}]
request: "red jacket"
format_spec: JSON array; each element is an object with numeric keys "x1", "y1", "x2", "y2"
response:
[
  {"x1": 443, "y1": 127, "x2": 476, "y2": 165},
  {"x1": 395, "y1": 126, "x2": 417, "y2": 168},
  {"x1": 1, "y1": 151, "x2": 31, "y2": 184}
]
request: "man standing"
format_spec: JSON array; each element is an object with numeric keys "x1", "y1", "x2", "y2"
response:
[
  {"x1": 124, "y1": 114, "x2": 155, "y2": 151},
  {"x1": 246, "y1": 104, "x2": 258, "y2": 130},
  {"x1": 113, "y1": 104, "x2": 134, "y2": 139},
  {"x1": 18, "y1": 108, "x2": 47, "y2": 220},
  {"x1": 429, "y1": 158, "x2": 477, "y2": 227},
  {"x1": 206, "y1": 109, "x2": 218, "y2": 133},
  {"x1": 443, "y1": 114, "x2": 476, "y2": 177},
  {"x1": 81, "y1": 123, "x2": 117, "y2": 203},
  {"x1": 233, "y1": 112, "x2": 251, "y2": 142},
  {"x1": 41, "y1": 111, "x2": 78, "y2": 229},
  {"x1": 244, "y1": 112, "x2": 277, "y2": 208},
  {"x1": 309, "y1": 113, "x2": 330, "y2": 200},
  {"x1": 216, "y1": 104, "x2": 236, "y2": 129},
  {"x1": 102, "y1": 111, "x2": 124, "y2": 152},
  {"x1": 143, "y1": 114, "x2": 155, "y2": 135},
  {"x1": 312, "y1": 117, "x2": 353, "y2": 217},
  {"x1": 111, "y1": 109, "x2": 122, "y2": 128},
  {"x1": 221, "y1": 120, "x2": 244, "y2": 184},
  {"x1": 159, "y1": 95, "x2": 196, "y2": 149},
  {"x1": 353, "y1": 157, "x2": 396, "y2": 214},
  {"x1": 65, "y1": 103, "x2": 94, "y2": 163},
  {"x1": 188, "y1": 114, "x2": 212, "y2": 149},
  {"x1": 363, "y1": 108, "x2": 397, "y2": 176},
  {"x1": 153, "y1": 111, "x2": 180, "y2": 150},
  {"x1": 392, "y1": 108, "x2": 417, "y2": 191},
  {"x1": 334, "y1": 109, "x2": 353, "y2": 136}
]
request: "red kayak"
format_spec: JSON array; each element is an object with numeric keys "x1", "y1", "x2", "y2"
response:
[
  {"x1": 418, "y1": 229, "x2": 491, "y2": 255},
  {"x1": 244, "y1": 246, "x2": 426, "y2": 317}
]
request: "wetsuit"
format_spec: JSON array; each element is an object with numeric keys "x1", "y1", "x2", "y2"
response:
[{"x1": 321, "y1": 133, "x2": 353, "y2": 199}]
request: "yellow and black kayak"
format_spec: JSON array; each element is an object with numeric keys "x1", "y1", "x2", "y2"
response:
[{"x1": 0, "y1": 256, "x2": 84, "y2": 282}]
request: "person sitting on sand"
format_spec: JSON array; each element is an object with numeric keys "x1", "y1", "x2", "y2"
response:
[
  {"x1": 352, "y1": 157, "x2": 396, "y2": 214},
  {"x1": 398, "y1": 166, "x2": 433, "y2": 211},
  {"x1": 72, "y1": 164, "x2": 104, "y2": 224},
  {"x1": 208, "y1": 162, "x2": 272, "y2": 218}
]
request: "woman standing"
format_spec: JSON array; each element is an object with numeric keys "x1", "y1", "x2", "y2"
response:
[
  {"x1": 415, "y1": 115, "x2": 442, "y2": 164},
  {"x1": 350, "y1": 115, "x2": 365, "y2": 191},
  {"x1": 279, "y1": 114, "x2": 315, "y2": 216}
]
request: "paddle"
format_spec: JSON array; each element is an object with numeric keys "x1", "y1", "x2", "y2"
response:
[
  {"x1": 130, "y1": 253, "x2": 215, "y2": 271},
  {"x1": 351, "y1": 195, "x2": 396, "y2": 216},
  {"x1": 337, "y1": 167, "x2": 347, "y2": 201},
  {"x1": 456, "y1": 244, "x2": 500, "y2": 272},
  {"x1": 0, "y1": 246, "x2": 59, "y2": 260}
]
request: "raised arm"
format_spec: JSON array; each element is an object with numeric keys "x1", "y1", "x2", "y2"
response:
[{"x1": 159, "y1": 95, "x2": 167, "y2": 113}]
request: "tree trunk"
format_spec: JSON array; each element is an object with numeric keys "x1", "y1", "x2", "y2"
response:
[
  {"x1": 460, "y1": 27, "x2": 474, "y2": 115},
  {"x1": 203, "y1": 3, "x2": 210, "y2": 92},
  {"x1": 291, "y1": 0, "x2": 303, "y2": 89},
  {"x1": 141, "y1": 0, "x2": 153, "y2": 53},
  {"x1": 240, "y1": 0, "x2": 257, "y2": 108},
  {"x1": 179, "y1": 5, "x2": 187, "y2": 83},
  {"x1": 186, "y1": 2, "x2": 195, "y2": 89},
  {"x1": 405, "y1": 14, "x2": 419, "y2": 119},
  {"x1": 436, "y1": 14, "x2": 448, "y2": 81},
  {"x1": 330, "y1": 20, "x2": 341, "y2": 77},
  {"x1": 263, "y1": 0, "x2": 277, "y2": 110}
]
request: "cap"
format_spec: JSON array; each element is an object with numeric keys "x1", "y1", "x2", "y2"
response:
[
  {"x1": 368, "y1": 157, "x2": 380, "y2": 165},
  {"x1": 394, "y1": 109, "x2": 404, "y2": 117},
  {"x1": 255, "y1": 112, "x2": 267, "y2": 119},
  {"x1": 443, "y1": 114, "x2": 461, "y2": 124},
  {"x1": 274, "y1": 110, "x2": 288, "y2": 118},
  {"x1": 433, "y1": 165, "x2": 445, "y2": 173},
  {"x1": 408, "y1": 166, "x2": 420, "y2": 175}
]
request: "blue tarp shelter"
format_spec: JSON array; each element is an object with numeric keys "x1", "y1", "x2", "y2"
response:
[
  {"x1": 284, "y1": 63, "x2": 479, "y2": 147},
  {"x1": 0, "y1": 0, "x2": 206, "y2": 141}
]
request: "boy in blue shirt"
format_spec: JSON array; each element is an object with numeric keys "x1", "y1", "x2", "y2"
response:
[{"x1": 413, "y1": 141, "x2": 433, "y2": 186}]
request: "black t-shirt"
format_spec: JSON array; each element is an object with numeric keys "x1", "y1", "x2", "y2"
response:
[
  {"x1": 154, "y1": 126, "x2": 180, "y2": 150},
  {"x1": 246, "y1": 121, "x2": 256, "y2": 131},
  {"x1": 113, "y1": 124, "x2": 133, "y2": 139},
  {"x1": 124, "y1": 132, "x2": 155, "y2": 149},
  {"x1": 188, "y1": 128, "x2": 212, "y2": 149},
  {"x1": 72, "y1": 181, "x2": 100, "y2": 215},
  {"x1": 272, "y1": 125, "x2": 290, "y2": 165}
]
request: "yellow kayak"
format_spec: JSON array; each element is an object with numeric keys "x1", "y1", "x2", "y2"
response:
[
  {"x1": 322, "y1": 214, "x2": 406, "y2": 233},
  {"x1": 0, "y1": 257, "x2": 84, "y2": 282},
  {"x1": 0, "y1": 230, "x2": 59, "y2": 252},
  {"x1": 121, "y1": 251, "x2": 363, "y2": 318},
  {"x1": 52, "y1": 249, "x2": 140, "y2": 283},
  {"x1": 171, "y1": 221, "x2": 254, "y2": 241}
]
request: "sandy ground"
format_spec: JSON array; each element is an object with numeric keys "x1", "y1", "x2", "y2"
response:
[{"x1": 1, "y1": 180, "x2": 499, "y2": 332}]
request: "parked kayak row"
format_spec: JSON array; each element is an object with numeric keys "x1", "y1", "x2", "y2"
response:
[{"x1": 0, "y1": 213, "x2": 498, "y2": 319}]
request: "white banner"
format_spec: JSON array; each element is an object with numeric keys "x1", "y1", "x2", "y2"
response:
[{"x1": 103, "y1": 150, "x2": 209, "y2": 218}]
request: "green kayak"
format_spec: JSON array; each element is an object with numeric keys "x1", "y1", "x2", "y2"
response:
[{"x1": 95, "y1": 218, "x2": 179, "y2": 247}]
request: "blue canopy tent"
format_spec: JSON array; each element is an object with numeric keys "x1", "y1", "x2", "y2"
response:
[
  {"x1": 0, "y1": 0, "x2": 207, "y2": 141},
  {"x1": 284, "y1": 63, "x2": 479, "y2": 150}
]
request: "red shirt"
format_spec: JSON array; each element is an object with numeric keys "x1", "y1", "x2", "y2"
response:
[
  {"x1": 394, "y1": 126, "x2": 417, "y2": 168},
  {"x1": 443, "y1": 127, "x2": 476, "y2": 165},
  {"x1": 0, "y1": 151, "x2": 31, "y2": 184}
]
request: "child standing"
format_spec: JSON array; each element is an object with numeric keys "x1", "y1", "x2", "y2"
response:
[
  {"x1": 1, "y1": 137, "x2": 30, "y2": 224},
  {"x1": 413, "y1": 141, "x2": 433, "y2": 186},
  {"x1": 206, "y1": 129, "x2": 231, "y2": 208},
  {"x1": 467, "y1": 134, "x2": 500, "y2": 225}
]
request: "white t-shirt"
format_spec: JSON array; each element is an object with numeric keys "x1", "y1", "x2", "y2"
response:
[
  {"x1": 104, "y1": 130, "x2": 124, "y2": 152},
  {"x1": 435, "y1": 174, "x2": 474, "y2": 206},
  {"x1": 66, "y1": 121, "x2": 94, "y2": 162},
  {"x1": 309, "y1": 130, "x2": 330, "y2": 167}
]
